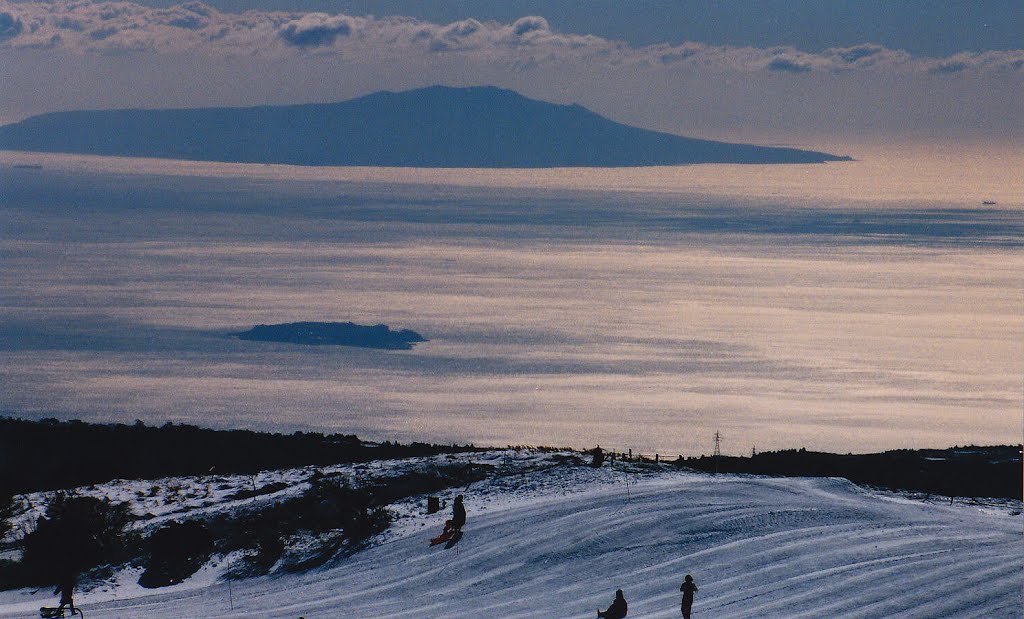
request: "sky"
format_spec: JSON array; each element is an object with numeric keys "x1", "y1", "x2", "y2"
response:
[{"x1": 0, "y1": 0, "x2": 1021, "y2": 143}]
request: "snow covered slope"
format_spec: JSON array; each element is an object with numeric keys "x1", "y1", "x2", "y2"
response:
[{"x1": 2, "y1": 455, "x2": 1021, "y2": 618}]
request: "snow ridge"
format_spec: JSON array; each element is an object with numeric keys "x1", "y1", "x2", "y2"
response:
[{"x1": 1, "y1": 452, "x2": 1021, "y2": 618}]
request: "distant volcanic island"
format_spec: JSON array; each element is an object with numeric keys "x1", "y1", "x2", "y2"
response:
[
  {"x1": 0, "y1": 86, "x2": 850, "y2": 167},
  {"x1": 231, "y1": 322, "x2": 427, "y2": 350}
]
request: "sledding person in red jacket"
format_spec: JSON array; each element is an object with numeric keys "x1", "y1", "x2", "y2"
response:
[
  {"x1": 597, "y1": 589, "x2": 627, "y2": 618},
  {"x1": 430, "y1": 495, "x2": 466, "y2": 546}
]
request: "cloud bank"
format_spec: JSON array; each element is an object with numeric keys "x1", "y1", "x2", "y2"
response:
[
  {"x1": 0, "y1": 0, "x2": 1021, "y2": 75},
  {"x1": 0, "y1": 0, "x2": 1020, "y2": 142}
]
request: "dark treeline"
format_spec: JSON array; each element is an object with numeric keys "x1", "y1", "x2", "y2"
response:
[
  {"x1": 677, "y1": 446, "x2": 1022, "y2": 499},
  {"x1": 0, "y1": 417, "x2": 484, "y2": 495}
]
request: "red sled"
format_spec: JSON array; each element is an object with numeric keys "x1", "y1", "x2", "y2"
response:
[{"x1": 430, "y1": 520, "x2": 463, "y2": 547}]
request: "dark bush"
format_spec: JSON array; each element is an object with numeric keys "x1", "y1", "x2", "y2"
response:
[
  {"x1": 18, "y1": 493, "x2": 136, "y2": 586},
  {"x1": 251, "y1": 520, "x2": 286, "y2": 570},
  {"x1": 138, "y1": 521, "x2": 214, "y2": 588},
  {"x1": 221, "y1": 515, "x2": 286, "y2": 575},
  {"x1": 0, "y1": 488, "x2": 15, "y2": 586},
  {"x1": 364, "y1": 464, "x2": 492, "y2": 505},
  {"x1": 0, "y1": 486, "x2": 13, "y2": 539},
  {"x1": 213, "y1": 478, "x2": 398, "y2": 576},
  {"x1": 267, "y1": 478, "x2": 381, "y2": 541},
  {"x1": 227, "y1": 481, "x2": 289, "y2": 502}
]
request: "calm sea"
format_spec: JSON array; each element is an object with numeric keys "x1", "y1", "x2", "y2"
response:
[{"x1": 1, "y1": 143, "x2": 1020, "y2": 455}]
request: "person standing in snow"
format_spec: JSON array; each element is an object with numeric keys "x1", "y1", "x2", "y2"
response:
[
  {"x1": 451, "y1": 495, "x2": 466, "y2": 532},
  {"x1": 597, "y1": 589, "x2": 627, "y2": 618},
  {"x1": 680, "y1": 574, "x2": 698, "y2": 618},
  {"x1": 54, "y1": 572, "x2": 79, "y2": 616}
]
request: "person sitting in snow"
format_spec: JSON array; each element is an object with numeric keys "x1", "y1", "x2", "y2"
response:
[
  {"x1": 680, "y1": 574, "x2": 698, "y2": 618},
  {"x1": 431, "y1": 494, "x2": 467, "y2": 545},
  {"x1": 597, "y1": 589, "x2": 627, "y2": 618}
]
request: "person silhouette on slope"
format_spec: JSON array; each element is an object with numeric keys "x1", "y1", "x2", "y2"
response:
[
  {"x1": 680, "y1": 574, "x2": 698, "y2": 618},
  {"x1": 55, "y1": 572, "x2": 79, "y2": 616},
  {"x1": 597, "y1": 589, "x2": 627, "y2": 618},
  {"x1": 450, "y1": 495, "x2": 466, "y2": 532}
]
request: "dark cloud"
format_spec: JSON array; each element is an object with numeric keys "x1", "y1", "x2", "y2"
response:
[
  {"x1": 98, "y1": 6, "x2": 137, "y2": 21},
  {"x1": 767, "y1": 56, "x2": 813, "y2": 73},
  {"x1": 89, "y1": 26, "x2": 118, "y2": 40},
  {"x1": 427, "y1": 17, "x2": 483, "y2": 52},
  {"x1": 660, "y1": 51, "x2": 694, "y2": 64},
  {"x1": 179, "y1": 2, "x2": 213, "y2": 18},
  {"x1": 166, "y1": 15, "x2": 206, "y2": 29},
  {"x1": 511, "y1": 16, "x2": 547, "y2": 37},
  {"x1": 278, "y1": 14, "x2": 353, "y2": 48},
  {"x1": 154, "y1": 3, "x2": 213, "y2": 30},
  {"x1": 928, "y1": 60, "x2": 968, "y2": 74},
  {"x1": 829, "y1": 44, "x2": 885, "y2": 64},
  {"x1": 0, "y1": 11, "x2": 23, "y2": 41},
  {"x1": 445, "y1": 18, "x2": 481, "y2": 38},
  {"x1": 53, "y1": 16, "x2": 85, "y2": 31},
  {"x1": 922, "y1": 51, "x2": 1024, "y2": 74}
]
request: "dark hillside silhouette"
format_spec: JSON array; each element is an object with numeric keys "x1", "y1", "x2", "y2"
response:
[
  {"x1": 678, "y1": 446, "x2": 1022, "y2": 499},
  {"x1": 0, "y1": 417, "x2": 482, "y2": 495},
  {"x1": 0, "y1": 86, "x2": 850, "y2": 167}
]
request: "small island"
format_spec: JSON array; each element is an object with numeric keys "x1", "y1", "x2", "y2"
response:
[{"x1": 231, "y1": 321, "x2": 426, "y2": 350}]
